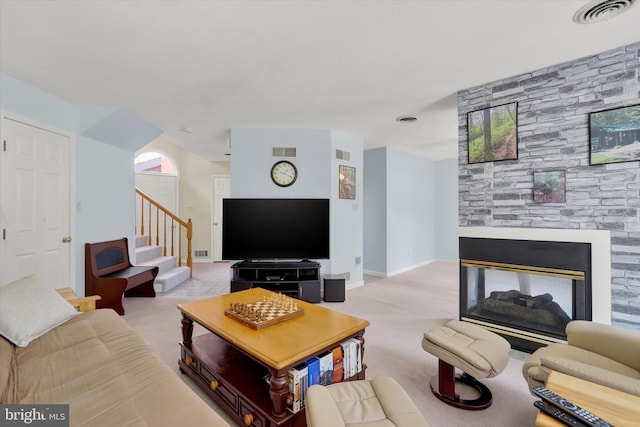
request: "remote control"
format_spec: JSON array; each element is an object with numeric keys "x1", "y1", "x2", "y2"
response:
[
  {"x1": 532, "y1": 386, "x2": 615, "y2": 427},
  {"x1": 534, "y1": 400, "x2": 589, "y2": 427}
]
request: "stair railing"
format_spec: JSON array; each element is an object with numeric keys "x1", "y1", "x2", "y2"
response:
[{"x1": 135, "y1": 187, "x2": 192, "y2": 277}]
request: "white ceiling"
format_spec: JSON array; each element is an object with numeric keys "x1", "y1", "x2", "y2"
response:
[{"x1": 1, "y1": 0, "x2": 639, "y2": 161}]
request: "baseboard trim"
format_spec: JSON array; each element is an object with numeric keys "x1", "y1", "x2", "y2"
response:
[
  {"x1": 346, "y1": 280, "x2": 365, "y2": 290},
  {"x1": 365, "y1": 258, "x2": 453, "y2": 278}
]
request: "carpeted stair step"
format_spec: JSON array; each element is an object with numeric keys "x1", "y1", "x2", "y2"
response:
[
  {"x1": 135, "y1": 235, "x2": 149, "y2": 248},
  {"x1": 138, "y1": 256, "x2": 177, "y2": 274},
  {"x1": 154, "y1": 266, "x2": 191, "y2": 293},
  {"x1": 134, "y1": 235, "x2": 190, "y2": 293},
  {"x1": 135, "y1": 245, "x2": 163, "y2": 264}
]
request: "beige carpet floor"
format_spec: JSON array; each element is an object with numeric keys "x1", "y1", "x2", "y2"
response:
[{"x1": 122, "y1": 261, "x2": 539, "y2": 427}]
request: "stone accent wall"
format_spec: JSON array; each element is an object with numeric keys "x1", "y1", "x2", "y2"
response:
[{"x1": 458, "y1": 42, "x2": 640, "y2": 330}]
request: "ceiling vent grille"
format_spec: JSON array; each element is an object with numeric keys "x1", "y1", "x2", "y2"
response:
[
  {"x1": 272, "y1": 147, "x2": 297, "y2": 157},
  {"x1": 336, "y1": 149, "x2": 351, "y2": 161},
  {"x1": 573, "y1": 0, "x2": 636, "y2": 23}
]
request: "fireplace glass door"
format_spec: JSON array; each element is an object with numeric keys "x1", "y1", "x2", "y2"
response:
[{"x1": 461, "y1": 261, "x2": 586, "y2": 341}]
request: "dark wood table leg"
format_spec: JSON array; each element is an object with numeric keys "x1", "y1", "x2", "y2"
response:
[
  {"x1": 357, "y1": 329, "x2": 367, "y2": 378},
  {"x1": 269, "y1": 369, "x2": 289, "y2": 417},
  {"x1": 181, "y1": 314, "x2": 194, "y2": 350},
  {"x1": 357, "y1": 330, "x2": 365, "y2": 360}
]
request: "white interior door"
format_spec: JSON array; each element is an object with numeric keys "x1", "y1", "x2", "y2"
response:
[
  {"x1": 212, "y1": 176, "x2": 230, "y2": 261},
  {"x1": 0, "y1": 116, "x2": 72, "y2": 288}
]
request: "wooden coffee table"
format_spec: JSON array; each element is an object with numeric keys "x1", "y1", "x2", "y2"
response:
[
  {"x1": 535, "y1": 370, "x2": 640, "y2": 427},
  {"x1": 178, "y1": 288, "x2": 370, "y2": 427}
]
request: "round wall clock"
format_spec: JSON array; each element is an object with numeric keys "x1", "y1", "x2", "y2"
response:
[{"x1": 270, "y1": 160, "x2": 298, "y2": 187}]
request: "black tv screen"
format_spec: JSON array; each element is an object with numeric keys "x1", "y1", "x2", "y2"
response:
[{"x1": 222, "y1": 198, "x2": 330, "y2": 260}]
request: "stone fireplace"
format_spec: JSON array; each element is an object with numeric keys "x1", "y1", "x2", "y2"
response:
[{"x1": 458, "y1": 227, "x2": 611, "y2": 353}]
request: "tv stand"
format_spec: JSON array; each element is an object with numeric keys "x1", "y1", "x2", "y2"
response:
[{"x1": 230, "y1": 260, "x2": 321, "y2": 303}]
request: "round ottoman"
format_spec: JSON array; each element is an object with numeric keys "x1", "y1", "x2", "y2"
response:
[{"x1": 421, "y1": 319, "x2": 510, "y2": 410}]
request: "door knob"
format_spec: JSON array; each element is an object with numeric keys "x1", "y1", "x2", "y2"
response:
[{"x1": 62, "y1": 236, "x2": 72, "y2": 243}]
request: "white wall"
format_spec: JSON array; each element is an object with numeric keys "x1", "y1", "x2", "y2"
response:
[
  {"x1": 76, "y1": 138, "x2": 136, "y2": 288},
  {"x1": 229, "y1": 128, "x2": 363, "y2": 284},
  {"x1": 0, "y1": 72, "x2": 78, "y2": 130},
  {"x1": 434, "y1": 158, "x2": 458, "y2": 260},
  {"x1": 364, "y1": 147, "x2": 456, "y2": 276},
  {"x1": 1, "y1": 71, "x2": 150, "y2": 295},
  {"x1": 330, "y1": 130, "x2": 364, "y2": 283},
  {"x1": 387, "y1": 149, "x2": 435, "y2": 274},
  {"x1": 1, "y1": 71, "x2": 459, "y2": 291},
  {"x1": 363, "y1": 148, "x2": 387, "y2": 273},
  {"x1": 230, "y1": 128, "x2": 332, "y2": 197}
]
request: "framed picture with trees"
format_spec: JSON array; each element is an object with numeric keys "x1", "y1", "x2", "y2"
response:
[
  {"x1": 467, "y1": 102, "x2": 518, "y2": 164},
  {"x1": 533, "y1": 170, "x2": 566, "y2": 204},
  {"x1": 339, "y1": 165, "x2": 356, "y2": 199},
  {"x1": 589, "y1": 104, "x2": 640, "y2": 165}
]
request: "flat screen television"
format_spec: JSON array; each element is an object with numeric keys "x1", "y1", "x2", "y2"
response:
[{"x1": 222, "y1": 198, "x2": 330, "y2": 260}]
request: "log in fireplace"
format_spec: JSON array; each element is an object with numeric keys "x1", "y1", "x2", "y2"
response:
[{"x1": 459, "y1": 237, "x2": 592, "y2": 353}]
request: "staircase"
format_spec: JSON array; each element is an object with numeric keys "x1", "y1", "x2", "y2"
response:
[
  {"x1": 135, "y1": 187, "x2": 193, "y2": 293},
  {"x1": 134, "y1": 235, "x2": 191, "y2": 293}
]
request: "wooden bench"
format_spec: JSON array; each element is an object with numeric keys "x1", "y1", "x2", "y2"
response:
[{"x1": 85, "y1": 237, "x2": 158, "y2": 315}]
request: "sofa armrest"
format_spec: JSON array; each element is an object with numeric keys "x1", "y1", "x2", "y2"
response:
[
  {"x1": 541, "y1": 357, "x2": 640, "y2": 397},
  {"x1": 305, "y1": 385, "x2": 346, "y2": 427},
  {"x1": 55, "y1": 288, "x2": 101, "y2": 312},
  {"x1": 567, "y1": 321, "x2": 640, "y2": 372}
]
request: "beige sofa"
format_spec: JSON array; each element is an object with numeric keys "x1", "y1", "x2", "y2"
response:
[
  {"x1": 0, "y1": 275, "x2": 229, "y2": 426},
  {"x1": 522, "y1": 320, "x2": 640, "y2": 396}
]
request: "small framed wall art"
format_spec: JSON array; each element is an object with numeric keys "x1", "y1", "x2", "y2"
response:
[
  {"x1": 589, "y1": 104, "x2": 640, "y2": 165},
  {"x1": 467, "y1": 102, "x2": 518, "y2": 164},
  {"x1": 533, "y1": 170, "x2": 566, "y2": 204},
  {"x1": 339, "y1": 165, "x2": 356, "y2": 199}
]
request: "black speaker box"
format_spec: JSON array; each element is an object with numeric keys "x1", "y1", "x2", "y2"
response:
[{"x1": 323, "y1": 274, "x2": 345, "y2": 302}]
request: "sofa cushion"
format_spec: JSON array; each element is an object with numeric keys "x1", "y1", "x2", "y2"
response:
[
  {"x1": 306, "y1": 376, "x2": 429, "y2": 427},
  {"x1": 326, "y1": 379, "x2": 388, "y2": 425},
  {"x1": 12, "y1": 309, "x2": 229, "y2": 426},
  {"x1": 0, "y1": 275, "x2": 78, "y2": 347},
  {"x1": 0, "y1": 335, "x2": 15, "y2": 403}
]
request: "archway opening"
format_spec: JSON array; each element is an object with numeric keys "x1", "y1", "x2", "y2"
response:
[{"x1": 135, "y1": 152, "x2": 177, "y2": 175}]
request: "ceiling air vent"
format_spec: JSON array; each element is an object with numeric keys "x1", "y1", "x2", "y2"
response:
[
  {"x1": 336, "y1": 149, "x2": 351, "y2": 161},
  {"x1": 396, "y1": 115, "x2": 418, "y2": 123},
  {"x1": 573, "y1": 0, "x2": 636, "y2": 24},
  {"x1": 272, "y1": 147, "x2": 297, "y2": 157}
]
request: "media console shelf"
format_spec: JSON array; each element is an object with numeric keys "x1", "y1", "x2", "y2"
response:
[{"x1": 230, "y1": 261, "x2": 321, "y2": 303}]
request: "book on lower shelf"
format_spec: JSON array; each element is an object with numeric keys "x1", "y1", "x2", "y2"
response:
[
  {"x1": 349, "y1": 337, "x2": 362, "y2": 375},
  {"x1": 305, "y1": 357, "x2": 321, "y2": 387},
  {"x1": 317, "y1": 350, "x2": 334, "y2": 386},
  {"x1": 287, "y1": 363, "x2": 308, "y2": 414},
  {"x1": 332, "y1": 346, "x2": 344, "y2": 384},
  {"x1": 341, "y1": 340, "x2": 351, "y2": 380},
  {"x1": 285, "y1": 338, "x2": 361, "y2": 413},
  {"x1": 340, "y1": 337, "x2": 362, "y2": 379}
]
